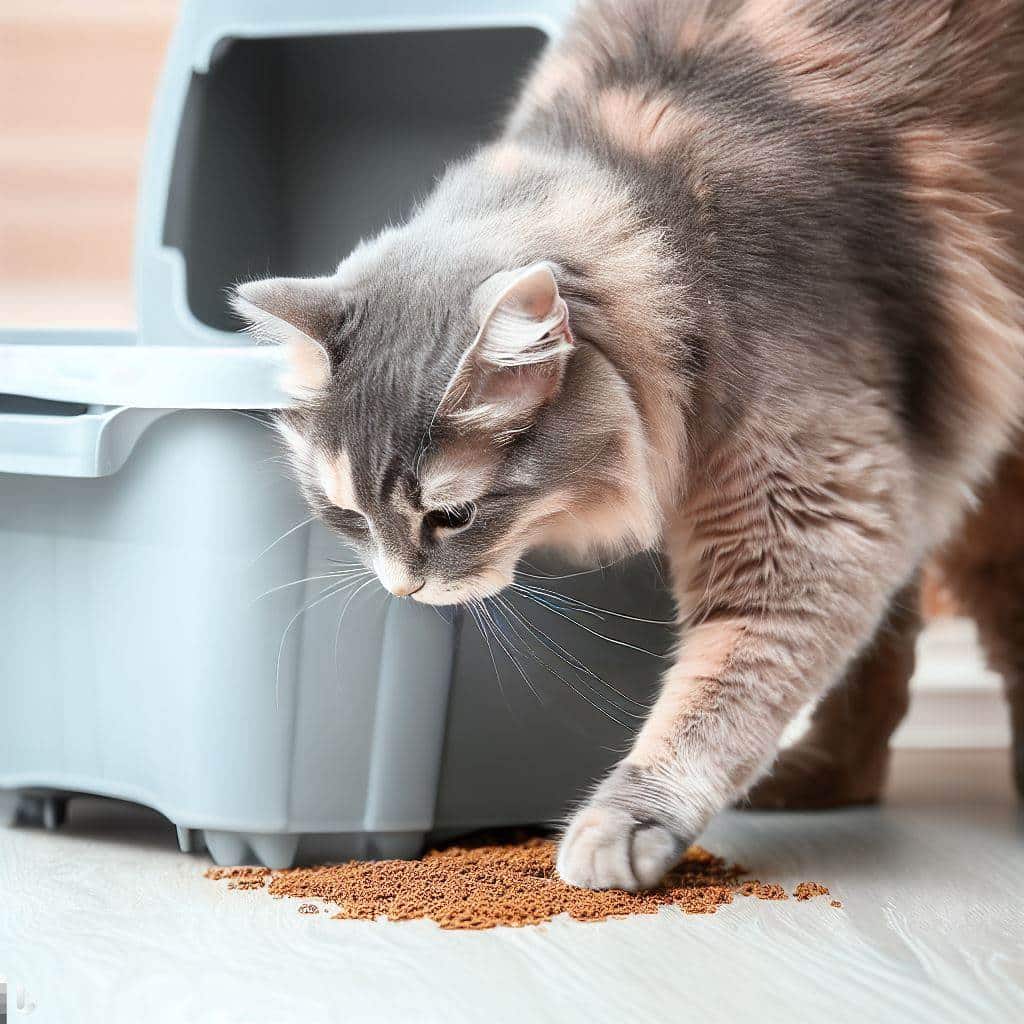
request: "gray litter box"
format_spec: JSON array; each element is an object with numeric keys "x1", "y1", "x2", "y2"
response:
[{"x1": 0, "y1": 0, "x2": 673, "y2": 868}]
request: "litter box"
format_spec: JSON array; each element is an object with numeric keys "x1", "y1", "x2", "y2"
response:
[{"x1": 0, "y1": 0, "x2": 674, "y2": 868}]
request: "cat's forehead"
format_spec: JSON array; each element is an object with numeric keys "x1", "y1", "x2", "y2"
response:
[
  {"x1": 312, "y1": 413, "x2": 499, "y2": 516},
  {"x1": 415, "y1": 437, "x2": 499, "y2": 507}
]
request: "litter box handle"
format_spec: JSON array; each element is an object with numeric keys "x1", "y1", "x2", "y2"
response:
[{"x1": 0, "y1": 406, "x2": 173, "y2": 479}]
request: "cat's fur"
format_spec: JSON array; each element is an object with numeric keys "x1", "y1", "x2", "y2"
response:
[{"x1": 233, "y1": 0, "x2": 1024, "y2": 890}]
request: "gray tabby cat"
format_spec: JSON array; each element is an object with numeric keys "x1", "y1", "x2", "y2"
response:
[{"x1": 233, "y1": 0, "x2": 1024, "y2": 891}]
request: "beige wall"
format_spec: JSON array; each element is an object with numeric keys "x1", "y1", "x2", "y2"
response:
[{"x1": 0, "y1": 1, "x2": 178, "y2": 326}]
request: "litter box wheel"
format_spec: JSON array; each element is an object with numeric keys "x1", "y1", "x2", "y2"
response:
[
  {"x1": 175, "y1": 825, "x2": 198, "y2": 854},
  {"x1": 0, "y1": 790, "x2": 19, "y2": 828},
  {"x1": 202, "y1": 830, "x2": 301, "y2": 869},
  {"x1": 9, "y1": 792, "x2": 69, "y2": 830}
]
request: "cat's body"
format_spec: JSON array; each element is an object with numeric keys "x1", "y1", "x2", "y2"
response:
[{"x1": 234, "y1": 0, "x2": 1024, "y2": 890}]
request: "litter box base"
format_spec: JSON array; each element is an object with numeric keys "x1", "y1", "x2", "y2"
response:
[
  {"x1": 1, "y1": 787, "x2": 433, "y2": 868},
  {"x1": 192, "y1": 828, "x2": 428, "y2": 868},
  {"x1": 1, "y1": 789, "x2": 70, "y2": 831}
]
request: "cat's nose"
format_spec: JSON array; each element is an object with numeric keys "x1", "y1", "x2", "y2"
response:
[
  {"x1": 373, "y1": 554, "x2": 424, "y2": 598},
  {"x1": 389, "y1": 580, "x2": 424, "y2": 598}
]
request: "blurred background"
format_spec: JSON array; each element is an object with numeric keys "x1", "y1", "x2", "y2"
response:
[{"x1": 0, "y1": 0, "x2": 177, "y2": 327}]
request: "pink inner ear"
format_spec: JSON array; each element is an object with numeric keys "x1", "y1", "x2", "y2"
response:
[
  {"x1": 232, "y1": 275, "x2": 339, "y2": 399},
  {"x1": 440, "y1": 263, "x2": 575, "y2": 427},
  {"x1": 479, "y1": 359, "x2": 564, "y2": 410},
  {"x1": 513, "y1": 265, "x2": 562, "y2": 319},
  {"x1": 281, "y1": 333, "x2": 331, "y2": 397}
]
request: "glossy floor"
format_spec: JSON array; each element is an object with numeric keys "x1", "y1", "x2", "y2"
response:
[{"x1": 1, "y1": 750, "x2": 1022, "y2": 1024}]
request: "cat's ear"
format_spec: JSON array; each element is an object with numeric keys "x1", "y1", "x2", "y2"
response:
[
  {"x1": 230, "y1": 276, "x2": 341, "y2": 398},
  {"x1": 440, "y1": 262, "x2": 574, "y2": 431}
]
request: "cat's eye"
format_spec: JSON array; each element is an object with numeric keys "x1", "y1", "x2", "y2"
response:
[
  {"x1": 424, "y1": 503, "x2": 476, "y2": 534},
  {"x1": 327, "y1": 507, "x2": 370, "y2": 536}
]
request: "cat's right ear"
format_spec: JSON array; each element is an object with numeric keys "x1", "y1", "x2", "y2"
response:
[
  {"x1": 438, "y1": 263, "x2": 574, "y2": 432},
  {"x1": 230, "y1": 276, "x2": 341, "y2": 398}
]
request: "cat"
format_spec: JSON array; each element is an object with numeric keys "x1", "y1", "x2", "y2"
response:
[{"x1": 232, "y1": 0, "x2": 1024, "y2": 891}]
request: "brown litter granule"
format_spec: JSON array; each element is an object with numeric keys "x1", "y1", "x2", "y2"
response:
[
  {"x1": 297, "y1": 903, "x2": 320, "y2": 915},
  {"x1": 205, "y1": 865, "x2": 270, "y2": 891},
  {"x1": 205, "y1": 835, "x2": 834, "y2": 930},
  {"x1": 793, "y1": 881, "x2": 830, "y2": 901},
  {"x1": 830, "y1": 899, "x2": 843, "y2": 909},
  {"x1": 738, "y1": 880, "x2": 788, "y2": 901}
]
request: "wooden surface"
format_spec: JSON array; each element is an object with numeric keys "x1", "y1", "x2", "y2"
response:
[
  {"x1": 0, "y1": 1, "x2": 177, "y2": 326},
  {"x1": 1, "y1": 750, "x2": 1021, "y2": 1024}
]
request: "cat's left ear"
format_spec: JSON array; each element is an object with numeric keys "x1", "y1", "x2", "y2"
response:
[
  {"x1": 440, "y1": 262, "x2": 574, "y2": 431},
  {"x1": 231, "y1": 276, "x2": 342, "y2": 398}
]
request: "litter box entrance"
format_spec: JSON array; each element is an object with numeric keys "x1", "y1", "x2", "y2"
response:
[{"x1": 162, "y1": 26, "x2": 547, "y2": 331}]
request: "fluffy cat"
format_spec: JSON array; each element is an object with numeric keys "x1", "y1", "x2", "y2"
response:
[{"x1": 232, "y1": 0, "x2": 1024, "y2": 891}]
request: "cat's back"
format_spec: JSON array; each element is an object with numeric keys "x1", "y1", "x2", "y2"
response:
[
  {"x1": 513, "y1": 1, "x2": 1024, "y2": 182},
  {"x1": 507, "y1": 0, "x2": 1024, "y2": 500},
  {"x1": 517, "y1": 1, "x2": 1024, "y2": 123}
]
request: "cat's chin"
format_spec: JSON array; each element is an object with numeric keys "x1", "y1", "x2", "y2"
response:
[{"x1": 411, "y1": 568, "x2": 512, "y2": 607}]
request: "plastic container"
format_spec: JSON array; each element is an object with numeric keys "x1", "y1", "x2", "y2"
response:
[{"x1": 0, "y1": 0, "x2": 673, "y2": 868}]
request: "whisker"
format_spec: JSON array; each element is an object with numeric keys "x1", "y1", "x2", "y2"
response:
[
  {"x1": 251, "y1": 515, "x2": 317, "y2": 564},
  {"x1": 232, "y1": 410, "x2": 277, "y2": 432},
  {"x1": 511, "y1": 584, "x2": 605, "y2": 620},
  {"x1": 469, "y1": 599, "x2": 511, "y2": 713},
  {"x1": 333, "y1": 575, "x2": 381, "y2": 669},
  {"x1": 430, "y1": 604, "x2": 456, "y2": 625},
  {"x1": 499, "y1": 595, "x2": 652, "y2": 712},
  {"x1": 511, "y1": 588, "x2": 670, "y2": 660},
  {"x1": 516, "y1": 589, "x2": 602, "y2": 618},
  {"x1": 253, "y1": 569, "x2": 370, "y2": 603},
  {"x1": 498, "y1": 597, "x2": 649, "y2": 716},
  {"x1": 492, "y1": 596, "x2": 633, "y2": 727},
  {"x1": 326, "y1": 555, "x2": 366, "y2": 568},
  {"x1": 515, "y1": 582, "x2": 677, "y2": 626},
  {"x1": 480, "y1": 600, "x2": 543, "y2": 705},
  {"x1": 275, "y1": 577, "x2": 358, "y2": 707},
  {"x1": 516, "y1": 557, "x2": 625, "y2": 581},
  {"x1": 646, "y1": 549, "x2": 667, "y2": 587}
]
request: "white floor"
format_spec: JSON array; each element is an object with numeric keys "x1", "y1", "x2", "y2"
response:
[{"x1": 1, "y1": 750, "x2": 1022, "y2": 1024}]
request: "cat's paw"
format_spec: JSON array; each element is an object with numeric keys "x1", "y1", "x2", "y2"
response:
[{"x1": 557, "y1": 803, "x2": 685, "y2": 891}]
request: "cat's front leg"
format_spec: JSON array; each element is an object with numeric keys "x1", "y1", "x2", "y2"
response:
[
  {"x1": 558, "y1": 617, "x2": 791, "y2": 890},
  {"x1": 557, "y1": 436, "x2": 919, "y2": 891}
]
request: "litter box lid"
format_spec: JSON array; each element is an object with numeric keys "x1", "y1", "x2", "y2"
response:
[
  {"x1": 133, "y1": 1, "x2": 571, "y2": 348},
  {"x1": 0, "y1": 328, "x2": 289, "y2": 477},
  {"x1": 0, "y1": 328, "x2": 288, "y2": 409}
]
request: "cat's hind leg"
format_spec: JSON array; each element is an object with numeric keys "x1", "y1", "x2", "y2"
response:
[
  {"x1": 743, "y1": 581, "x2": 919, "y2": 810},
  {"x1": 940, "y1": 447, "x2": 1024, "y2": 798}
]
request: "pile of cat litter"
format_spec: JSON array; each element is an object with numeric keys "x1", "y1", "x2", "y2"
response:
[{"x1": 205, "y1": 835, "x2": 838, "y2": 929}]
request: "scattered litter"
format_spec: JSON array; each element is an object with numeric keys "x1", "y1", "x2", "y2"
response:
[
  {"x1": 794, "y1": 882, "x2": 830, "y2": 901},
  {"x1": 206, "y1": 835, "x2": 838, "y2": 931}
]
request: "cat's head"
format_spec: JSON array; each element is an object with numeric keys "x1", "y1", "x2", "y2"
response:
[{"x1": 233, "y1": 238, "x2": 658, "y2": 605}]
